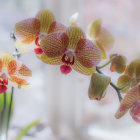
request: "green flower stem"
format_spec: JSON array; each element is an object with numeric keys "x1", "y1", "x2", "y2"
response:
[
  {"x1": 0, "y1": 92, "x2": 7, "y2": 136},
  {"x1": 5, "y1": 88, "x2": 14, "y2": 140},
  {"x1": 98, "y1": 55, "x2": 117, "y2": 69},
  {"x1": 5, "y1": 33, "x2": 19, "y2": 140},
  {"x1": 96, "y1": 67, "x2": 122, "y2": 102},
  {"x1": 98, "y1": 59, "x2": 112, "y2": 69}
]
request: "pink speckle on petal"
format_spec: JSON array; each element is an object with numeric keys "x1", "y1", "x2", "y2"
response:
[{"x1": 60, "y1": 65, "x2": 72, "y2": 74}]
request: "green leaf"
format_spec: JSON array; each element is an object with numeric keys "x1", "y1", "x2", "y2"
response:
[
  {"x1": 0, "y1": 92, "x2": 14, "y2": 134},
  {"x1": 16, "y1": 119, "x2": 41, "y2": 140}
]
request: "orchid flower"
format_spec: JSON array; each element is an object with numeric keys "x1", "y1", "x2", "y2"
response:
[
  {"x1": 38, "y1": 26, "x2": 102, "y2": 75},
  {"x1": 115, "y1": 84, "x2": 140, "y2": 123},
  {"x1": 0, "y1": 52, "x2": 32, "y2": 93},
  {"x1": 117, "y1": 59, "x2": 140, "y2": 93},
  {"x1": 14, "y1": 9, "x2": 65, "y2": 54}
]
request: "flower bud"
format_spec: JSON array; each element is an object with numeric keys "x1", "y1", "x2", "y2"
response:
[
  {"x1": 110, "y1": 54, "x2": 126, "y2": 73},
  {"x1": 88, "y1": 73, "x2": 111, "y2": 100}
]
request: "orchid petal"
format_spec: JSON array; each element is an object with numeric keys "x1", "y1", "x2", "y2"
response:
[
  {"x1": 40, "y1": 32, "x2": 68, "y2": 58},
  {"x1": 36, "y1": 53, "x2": 62, "y2": 65},
  {"x1": 15, "y1": 40, "x2": 35, "y2": 52},
  {"x1": 96, "y1": 27, "x2": 114, "y2": 51},
  {"x1": 95, "y1": 40, "x2": 106, "y2": 59},
  {"x1": 0, "y1": 52, "x2": 14, "y2": 69},
  {"x1": 35, "y1": 9, "x2": 55, "y2": 33},
  {"x1": 7, "y1": 60, "x2": 17, "y2": 76},
  {"x1": 48, "y1": 22, "x2": 66, "y2": 34},
  {"x1": 18, "y1": 63, "x2": 32, "y2": 77},
  {"x1": 125, "y1": 59, "x2": 140, "y2": 79},
  {"x1": 14, "y1": 18, "x2": 40, "y2": 44},
  {"x1": 76, "y1": 39, "x2": 101, "y2": 68},
  {"x1": 69, "y1": 12, "x2": 79, "y2": 26},
  {"x1": 72, "y1": 60, "x2": 96, "y2": 75},
  {"x1": 130, "y1": 100, "x2": 140, "y2": 123},
  {"x1": 115, "y1": 85, "x2": 140, "y2": 119},
  {"x1": 88, "y1": 19, "x2": 102, "y2": 38},
  {"x1": 65, "y1": 26, "x2": 85, "y2": 50},
  {"x1": 117, "y1": 75, "x2": 131, "y2": 93},
  {"x1": 8, "y1": 76, "x2": 29, "y2": 88}
]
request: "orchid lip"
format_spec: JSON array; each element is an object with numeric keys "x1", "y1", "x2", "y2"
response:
[
  {"x1": 62, "y1": 54, "x2": 75, "y2": 65},
  {"x1": 61, "y1": 50, "x2": 75, "y2": 65},
  {"x1": 0, "y1": 73, "x2": 8, "y2": 93},
  {"x1": 60, "y1": 65, "x2": 72, "y2": 74}
]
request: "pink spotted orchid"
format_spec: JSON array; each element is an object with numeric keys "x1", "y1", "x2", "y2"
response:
[
  {"x1": 14, "y1": 9, "x2": 65, "y2": 55},
  {"x1": 39, "y1": 26, "x2": 102, "y2": 75},
  {"x1": 0, "y1": 52, "x2": 32, "y2": 93}
]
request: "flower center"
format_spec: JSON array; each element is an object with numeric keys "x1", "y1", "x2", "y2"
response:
[
  {"x1": 62, "y1": 50, "x2": 75, "y2": 65},
  {"x1": 0, "y1": 73, "x2": 8, "y2": 93},
  {"x1": 34, "y1": 36, "x2": 43, "y2": 54},
  {"x1": 60, "y1": 50, "x2": 75, "y2": 74}
]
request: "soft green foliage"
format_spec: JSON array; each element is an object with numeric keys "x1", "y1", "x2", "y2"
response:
[
  {"x1": 0, "y1": 92, "x2": 14, "y2": 134},
  {"x1": 16, "y1": 119, "x2": 41, "y2": 140}
]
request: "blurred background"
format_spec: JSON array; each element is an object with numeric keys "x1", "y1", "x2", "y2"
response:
[{"x1": 0, "y1": 0, "x2": 140, "y2": 140}]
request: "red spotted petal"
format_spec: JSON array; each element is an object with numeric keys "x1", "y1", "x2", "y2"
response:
[
  {"x1": 76, "y1": 39, "x2": 101, "y2": 68},
  {"x1": 40, "y1": 32, "x2": 69, "y2": 58},
  {"x1": 14, "y1": 18, "x2": 40, "y2": 44},
  {"x1": 115, "y1": 85, "x2": 140, "y2": 119},
  {"x1": 48, "y1": 22, "x2": 66, "y2": 34},
  {"x1": 65, "y1": 26, "x2": 85, "y2": 50},
  {"x1": 35, "y1": 9, "x2": 55, "y2": 33}
]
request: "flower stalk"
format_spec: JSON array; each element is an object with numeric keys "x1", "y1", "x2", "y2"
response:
[
  {"x1": 98, "y1": 59, "x2": 112, "y2": 69},
  {"x1": 96, "y1": 66, "x2": 123, "y2": 102},
  {"x1": 0, "y1": 92, "x2": 7, "y2": 136}
]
